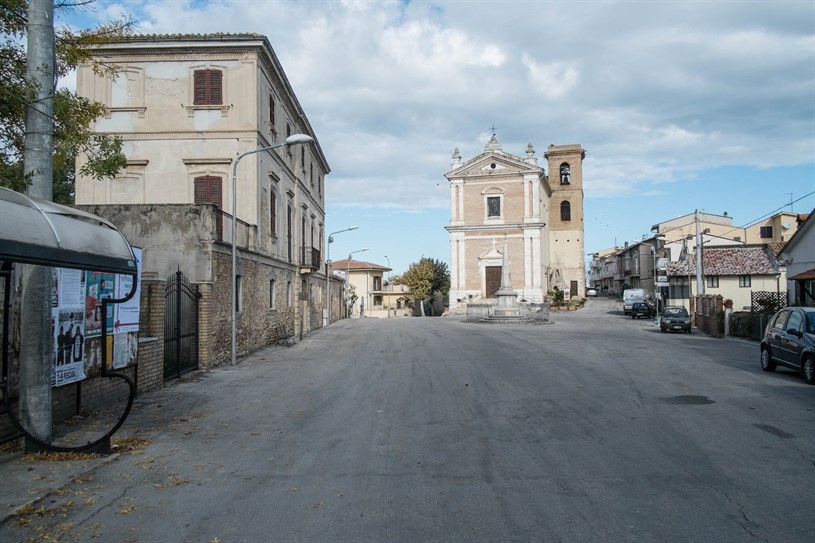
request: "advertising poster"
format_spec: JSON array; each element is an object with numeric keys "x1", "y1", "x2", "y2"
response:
[
  {"x1": 51, "y1": 268, "x2": 86, "y2": 386},
  {"x1": 50, "y1": 253, "x2": 142, "y2": 384},
  {"x1": 114, "y1": 248, "x2": 142, "y2": 333},
  {"x1": 85, "y1": 272, "x2": 115, "y2": 338}
]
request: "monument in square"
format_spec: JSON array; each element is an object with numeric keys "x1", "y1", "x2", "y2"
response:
[{"x1": 468, "y1": 238, "x2": 550, "y2": 324}]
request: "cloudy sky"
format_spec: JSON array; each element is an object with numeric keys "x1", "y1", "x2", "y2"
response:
[{"x1": 62, "y1": 0, "x2": 815, "y2": 275}]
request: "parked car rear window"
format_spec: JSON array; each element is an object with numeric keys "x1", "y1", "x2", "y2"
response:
[{"x1": 806, "y1": 313, "x2": 815, "y2": 334}]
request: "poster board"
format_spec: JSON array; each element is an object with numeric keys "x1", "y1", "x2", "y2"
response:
[{"x1": 51, "y1": 248, "x2": 142, "y2": 387}]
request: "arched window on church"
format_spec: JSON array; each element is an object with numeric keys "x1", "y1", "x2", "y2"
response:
[
  {"x1": 560, "y1": 200, "x2": 571, "y2": 221},
  {"x1": 560, "y1": 163, "x2": 571, "y2": 185}
]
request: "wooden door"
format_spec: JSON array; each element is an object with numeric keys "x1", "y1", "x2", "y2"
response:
[{"x1": 486, "y1": 266, "x2": 502, "y2": 298}]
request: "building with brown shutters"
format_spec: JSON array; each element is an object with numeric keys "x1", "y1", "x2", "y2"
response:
[{"x1": 74, "y1": 34, "x2": 333, "y2": 368}]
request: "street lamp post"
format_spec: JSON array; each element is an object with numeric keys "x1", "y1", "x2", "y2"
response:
[
  {"x1": 231, "y1": 133, "x2": 313, "y2": 366},
  {"x1": 384, "y1": 255, "x2": 391, "y2": 318},
  {"x1": 325, "y1": 225, "x2": 359, "y2": 326},
  {"x1": 346, "y1": 248, "x2": 369, "y2": 318}
]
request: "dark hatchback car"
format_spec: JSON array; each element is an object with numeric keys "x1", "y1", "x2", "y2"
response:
[
  {"x1": 760, "y1": 306, "x2": 815, "y2": 385},
  {"x1": 660, "y1": 306, "x2": 691, "y2": 334},
  {"x1": 630, "y1": 301, "x2": 654, "y2": 319}
]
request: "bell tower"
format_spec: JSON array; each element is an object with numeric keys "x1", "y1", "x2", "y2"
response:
[{"x1": 544, "y1": 144, "x2": 586, "y2": 297}]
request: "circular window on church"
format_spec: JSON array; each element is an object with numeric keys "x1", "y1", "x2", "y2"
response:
[{"x1": 490, "y1": 163, "x2": 496, "y2": 169}]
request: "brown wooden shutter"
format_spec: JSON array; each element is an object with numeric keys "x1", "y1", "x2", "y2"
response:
[
  {"x1": 193, "y1": 69, "x2": 222, "y2": 105},
  {"x1": 208, "y1": 70, "x2": 222, "y2": 104},
  {"x1": 193, "y1": 71, "x2": 207, "y2": 105},
  {"x1": 194, "y1": 176, "x2": 222, "y2": 208}
]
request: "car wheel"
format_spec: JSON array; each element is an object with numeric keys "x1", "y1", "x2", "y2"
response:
[
  {"x1": 803, "y1": 357, "x2": 815, "y2": 385},
  {"x1": 660, "y1": 326, "x2": 665, "y2": 333},
  {"x1": 760, "y1": 347, "x2": 776, "y2": 372}
]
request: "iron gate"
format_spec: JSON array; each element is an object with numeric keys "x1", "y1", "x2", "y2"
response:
[{"x1": 164, "y1": 270, "x2": 201, "y2": 380}]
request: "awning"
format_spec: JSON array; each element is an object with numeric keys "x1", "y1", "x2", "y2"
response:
[
  {"x1": 789, "y1": 268, "x2": 815, "y2": 281},
  {"x1": 0, "y1": 186, "x2": 137, "y2": 275}
]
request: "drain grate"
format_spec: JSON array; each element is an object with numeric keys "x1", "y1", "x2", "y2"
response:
[{"x1": 661, "y1": 395, "x2": 715, "y2": 405}]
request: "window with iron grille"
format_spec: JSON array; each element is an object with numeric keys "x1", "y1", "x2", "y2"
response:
[
  {"x1": 739, "y1": 275, "x2": 751, "y2": 287},
  {"x1": 193, "y1": 69, "x2": 222, "y2": 105}
]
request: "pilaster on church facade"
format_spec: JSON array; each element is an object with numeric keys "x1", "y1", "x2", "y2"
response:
[{"x1": 445, "y1": 135, "x2": 585, "y2": 309}]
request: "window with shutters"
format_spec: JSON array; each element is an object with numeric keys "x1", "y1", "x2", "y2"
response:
[
  {"x1": 193, "y1": 69, "x2": 223, "y2": 105},
  {"x1": 269, "y1": 93, "x2": 276, "y2": 133},
  {"x1": 270, "y1": 190, "x2": 278, "y2": 237},
  {"x1": 194, "y1": 176, "x2": 223, "y2": 240},
  {"x1": 286, "y1": 123, "x2": 292, "y2": 157},
  {"x1": 759, "y1": 226, "x2": 773, "y2": 239}
]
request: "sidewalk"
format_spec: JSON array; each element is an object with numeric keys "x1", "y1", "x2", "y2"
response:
[{"x1": 0, "y1": 343, "x2": 274, "y2": 525}]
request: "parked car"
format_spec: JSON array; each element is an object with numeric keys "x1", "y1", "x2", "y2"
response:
[
  {"x1": 586, "y1": 289, "x2": 597, "y2": 297},
  {"x1": 630, "y1": 301, "x2": 654, "y2": 319},
  {"x1": 760, "y1": 307, "x2": 815, "y2": 385},
  {"x1": 660, "y1": 306, "x2": 691, "y2": 334}
]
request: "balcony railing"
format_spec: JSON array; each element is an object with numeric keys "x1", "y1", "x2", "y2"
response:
[
  {"x1": 300, "y1": 245, "x2": 321, "y2": 269},
  {"x1": 214, "y1": 208, "x2": 253, "y2": 249}
]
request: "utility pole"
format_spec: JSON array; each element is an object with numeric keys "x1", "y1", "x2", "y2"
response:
[
  {"x1": 695, "y1": 209, "x2": 704, "y2": 296},
  {"x1": 19, "y1": 0, "x2": 56, "y2": 443}
]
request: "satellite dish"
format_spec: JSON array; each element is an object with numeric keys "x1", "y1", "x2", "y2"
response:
[{"x1": 782, "y1": 222, "x2": 791, "y2": 229}]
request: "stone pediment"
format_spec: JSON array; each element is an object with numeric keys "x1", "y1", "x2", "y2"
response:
[{"x1": 447, "y1": 153, "x2": 542, "y2": 180}]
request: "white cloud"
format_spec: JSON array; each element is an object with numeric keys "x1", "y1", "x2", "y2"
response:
[{"x1": 57, "y1": 0, "x2": 815, "y2": 219}]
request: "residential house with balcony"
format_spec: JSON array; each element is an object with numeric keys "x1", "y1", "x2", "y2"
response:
[
  {"x1": 615, "y1": 238, "x2": 668, "y2": 307},
  {"x1": 74, "y1": 34, "x2": 331, "y2": 367},
  {"x1": 332, "y1": 259, "x2": 417, "y2": 318},
  {"x1": 588, "y1": 247, "x2": 620, "y2": 295}
]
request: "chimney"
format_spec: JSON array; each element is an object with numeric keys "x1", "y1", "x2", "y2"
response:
[{"x1": 723, "y1": 211, "x2": 728, "y2": 217}]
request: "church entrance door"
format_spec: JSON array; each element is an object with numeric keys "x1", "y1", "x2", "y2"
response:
[{"x1": 486, "y1": 266, "x2": 502, "y2": 298}]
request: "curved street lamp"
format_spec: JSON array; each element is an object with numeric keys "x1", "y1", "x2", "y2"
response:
[
  {"x1": 231, "y1": 133, "x2": 314, "y2": 366},
  {"x1": 325, "y1": 225, "x2": 359, "y2": 326},
  {"x1": 346, "y1": 248, "x2": 369, "y2": 318}
]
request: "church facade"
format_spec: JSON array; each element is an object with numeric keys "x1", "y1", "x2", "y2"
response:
[{"x1": 445, "y1": 135, "x2": 586, "y2": 309}]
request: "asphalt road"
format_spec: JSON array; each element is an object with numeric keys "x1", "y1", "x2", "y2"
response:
[{"x1": 2, "y1": 297, "x2": 814, "y2": 542}]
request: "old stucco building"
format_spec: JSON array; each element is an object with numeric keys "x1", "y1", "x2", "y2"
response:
[
  {"x1": 445, "y1": 135, "x2": 585, "y2": 309},
  {"x1": 74, "y1": 34, "x2": 335, "y2": 367}
]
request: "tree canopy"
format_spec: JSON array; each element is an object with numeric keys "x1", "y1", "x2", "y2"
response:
[
  {"x1": 0, "y1": 0, "x2": 133, "y2": 202},
  {"x1": 399, "y1": 257, "x2": 450, "y2": 316}
]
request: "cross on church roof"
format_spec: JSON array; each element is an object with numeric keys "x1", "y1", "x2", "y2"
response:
[{"x1": 490, "y1": 124, "x2": 497, "y2": 137}]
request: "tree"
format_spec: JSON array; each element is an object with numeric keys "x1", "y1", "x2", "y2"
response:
[
  {"x1": 400, "y1": 257, "x2": 450, "y2": 316},
  {"x1": 0, "y1": 0, "x2": 133, "y2": 201}
]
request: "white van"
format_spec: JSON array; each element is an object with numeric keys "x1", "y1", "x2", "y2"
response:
[{"x1": 623, "y1": 288, "x2": 647, "y2": 315}]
